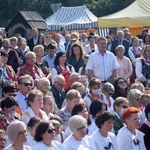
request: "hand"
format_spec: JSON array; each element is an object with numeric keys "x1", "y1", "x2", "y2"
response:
[{"x1": 140, "y1": 76, "x2": 147, "y2": 82}]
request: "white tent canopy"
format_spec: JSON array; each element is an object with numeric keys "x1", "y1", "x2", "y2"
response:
[
  {"x1": 45, "y1": 5, "x2": 98, "y2": 31},
  {"x1": 98, "y1": 0, "x2": 150, "y2": 28}
]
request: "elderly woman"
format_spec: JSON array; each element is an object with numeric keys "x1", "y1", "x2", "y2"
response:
[
  {"x1": 117, "y1": 107, "x2": 146, "y2": 150},
  {"x1": 33, "y1": 45, "x2": 50, "y2": 77},
  {"x1": 113, "y1": 97, "x2": 130, "y2": 135},
  {"x1": 0, "y1": 130, "x2": 6, "y2": 150},
  {"x1": 51, "y1": 51, "x2": 75, "y2": 90},
  {"x1": 83, "y1": 111, "x2": 117, "y2": 150},
  {"x1": 112, "y1": 78, "x2": 129, "y2": 100},
  {"x1": 19, "y1": 51, "x2": 44, "y2": 83},
  {"x1": 21, "y1": 89, "x2": 48, "y2": 125},
  {"x1": 5, "y1": 120, "x2": 31, "y2": 150},
  {"x1": 136, "y1": 45, "x2": 150, "y2": 86},
  {"x1": 32, "y1": 121, "x2": 63, "y2": 150},
  {"x1": 102, "y1": 82, "x2": 115, "y2": 111},
  {"x1": 127, "y1": 89, "x2": 143, "y2": 111},
  {"x1": 139, "y1": 104, "x2": 150, "y2": 150},
  {"x1": 0, "y1": 96, "x2": 20, "y2": 131},
  {"x1": 0, "y1": 50, "x2": 17, "y2": 98},
  {"x1": 115, "y1": 45, "x2": 133, "y2": 81},
  {"x1": 42, "y1": 96, "x2": 54, "y2": 117},
  {"x1": 67, "y1": 42, "x2": 84, "y2": 72},
  {"x1": 37, "y1": 77, "x2": 51, "y2": 96},
  {"x1": 62, "y1": 115, "x2": 87, "y2": 150}
]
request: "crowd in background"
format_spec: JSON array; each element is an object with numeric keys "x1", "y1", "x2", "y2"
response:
[{"x1": 0, "y1": 27, "x2": 150, "y2": 149}]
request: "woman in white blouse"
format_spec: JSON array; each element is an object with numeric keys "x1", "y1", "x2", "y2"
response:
[
  {"x1": 117, "y1": 107, "x2": 146, "y2": 150},
  {"x1": 21, "y1": 89, "x2": 48, "y2": 125},
  {"x1": 32, "y1": 121, "x2": 63, "y2": 150},
  {"x1": 62, "y1": 115, "x2": 87, "y2": 150},
  {"x1": 83, "y1": 111, "x2": 117, "y2": 150}
]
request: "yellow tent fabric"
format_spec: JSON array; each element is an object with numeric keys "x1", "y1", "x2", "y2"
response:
[{"x1": 98, "y1": 0, "x2": 150, "y2": 28}]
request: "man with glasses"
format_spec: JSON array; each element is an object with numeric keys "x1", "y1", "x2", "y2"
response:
[
  {"x1": 50, "y1": 75, "x2": 66, "y2": 110},
  {"x1": 15, "y1": 75, "x2": 33, "y2": 111}
]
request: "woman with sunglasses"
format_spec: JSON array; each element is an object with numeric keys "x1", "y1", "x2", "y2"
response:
[
  {"x1": 32, "y1": 121, "x2": 63, "y2": 150},
  {"x1": 112, "y1": 78, "x2": 128, "y2": 100},
  {"x1": 5, "y1": 120, "x2": 31, "y2": 150},
  {"x1": 113, "y1": 97, "x2": 130, "y2": 135},
  {"x1": 62, "y1": 115, "x2": 87, "y2": 150},
  {"x1": 117, "y1": 107, "x2": 146, "y2": 150}
]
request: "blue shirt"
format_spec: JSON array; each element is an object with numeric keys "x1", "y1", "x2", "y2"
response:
[{"x1": 43, "y1": 54, "x2": 56, "y2": 70}]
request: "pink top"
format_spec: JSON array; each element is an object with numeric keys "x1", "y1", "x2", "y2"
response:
[{"x1": 116, "y1": 56, "x2": 133, "y2": 80}]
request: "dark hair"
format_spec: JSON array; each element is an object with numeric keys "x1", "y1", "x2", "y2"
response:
[
  {"x1": 47, "y1": 43, "x2": 56, "y2": 50},
  {"x1": 54, "y1": 51, "x2": 67, "y2": 66},
  {"x1": 143, "y1": 34, "x2": 150, "y2": 44},
  {"x1": 113, "y1": 78, "x2": 128, "y2": 98},
  {"x1": 72, "y1": 103, "x2": 91, "y2": 125},
  {"x1": 36, "y1": 34, "x2": 45, "y2": 46},
  {"x1": 27, "y1": 117, "x2": 41, "y2": 128},
  {"x1": 145, "y1": 104, "x2": 150, "y2": 119},
  {"x1": 81, "y1": 55, "x2": 89, "y2": 75},
  {"x1": 90, "y1": 100, "x2": 107, "y2": 117},
  {"x1": 2, "y1": 83, "x2": 17, "y2": 93},
  {"x1": 88, "y1": 35, "x2": 94, "y2": 41},
  {"x1": 95, "y1": 111, "x2": 115, "y2": 129},
  {"x1": 1, "y1": 96, "x2": 18, "y2": 110},
  {"x1": 70, "y1": 42, "x2": 84, "y2": 57},
  {"x1": 34, "y1": 121, "x2": 49, "y2": 142}
]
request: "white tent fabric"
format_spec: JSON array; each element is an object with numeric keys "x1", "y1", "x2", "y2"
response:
[
  {"x1": 45, "y1": 5, "x2": 98, "y2": 31},
  {"x1": 98, "y1": 0, "x2": 150, "y2": 27}
]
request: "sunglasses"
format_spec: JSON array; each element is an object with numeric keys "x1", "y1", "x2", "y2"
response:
[
  {"x1": 118, "y1": 81, "x2": 126, "y2": 84},
  {"x1": 21, "y1": 83, "x2": 33, "y2": 87},
  {"x1": 47, "y1": 128, "x2": 56, "y2": 134}
]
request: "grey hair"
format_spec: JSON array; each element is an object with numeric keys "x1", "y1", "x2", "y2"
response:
[{"x1": 102, "y1": 82, "x2": 115, "y2": 93}]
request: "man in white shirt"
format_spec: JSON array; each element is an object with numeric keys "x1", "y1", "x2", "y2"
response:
[
  {"x1": 15, "y1": 75, "x2": 33, "y2": 111},
  {"x1": 86, "y1": 36, "x2": 120, "y2": 82}
]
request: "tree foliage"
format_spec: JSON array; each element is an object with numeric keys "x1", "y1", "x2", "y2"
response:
[{"x1": 0, "y1": 0, "x2": 134, "y2": 27}]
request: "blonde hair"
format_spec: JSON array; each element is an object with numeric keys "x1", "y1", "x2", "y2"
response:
[
  {"x1": 66, "y1": 89, "x2": 81, "y2": 100},
  {"x1": 37, "y1": 77, "x2": 50, "y2": 87},
  {"x1": 7, "y1": 120, "x2": 26, "y2": 143},
  {"x1": 33, "y1": 45, "x2": 44, "y2": 53},
  {"x1": 68, "y1": 115, "x2": 87, "y2": 132},
  {"x1": 127, "y1": 89, "x2": 143, "y2": 106}
]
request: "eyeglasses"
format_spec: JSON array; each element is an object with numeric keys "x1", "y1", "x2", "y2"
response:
[
  {"x1": 21, "y1": 83, "x2": 33, "y2": 87},
  {"x1": 121, "y1": 105, "x2": 129, "y2": 109},
  {"x1": 108, "y1": 93, "x2": 114, "y2": 96},
  {"x1": 47, "y1": 128, "x2": 56, "y2": 134},
  {"x1": 118, "y1": 81, "x2": 127, "y2": 85},
  {"x1": 18, "y1": 130, "x2": 27, "y2": 135},
  {"x1": 56, "y1": 82, "x2": 65, "y2": 87},
  {"x1": 77, "y1": 126, "x2": 86, "y2": 132},
  {"x1": 0, "y1": 138, "x2": 6, "y2": 142}
]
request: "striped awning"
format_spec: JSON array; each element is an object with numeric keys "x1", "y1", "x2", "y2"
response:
[{"x1": 45, "y1": 5, "x2": 98, "y2": 31}]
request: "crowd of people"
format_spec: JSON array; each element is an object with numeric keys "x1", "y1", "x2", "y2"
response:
[{"x1": 0, "y1": 26, "x2": 150, "y2": 150}]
